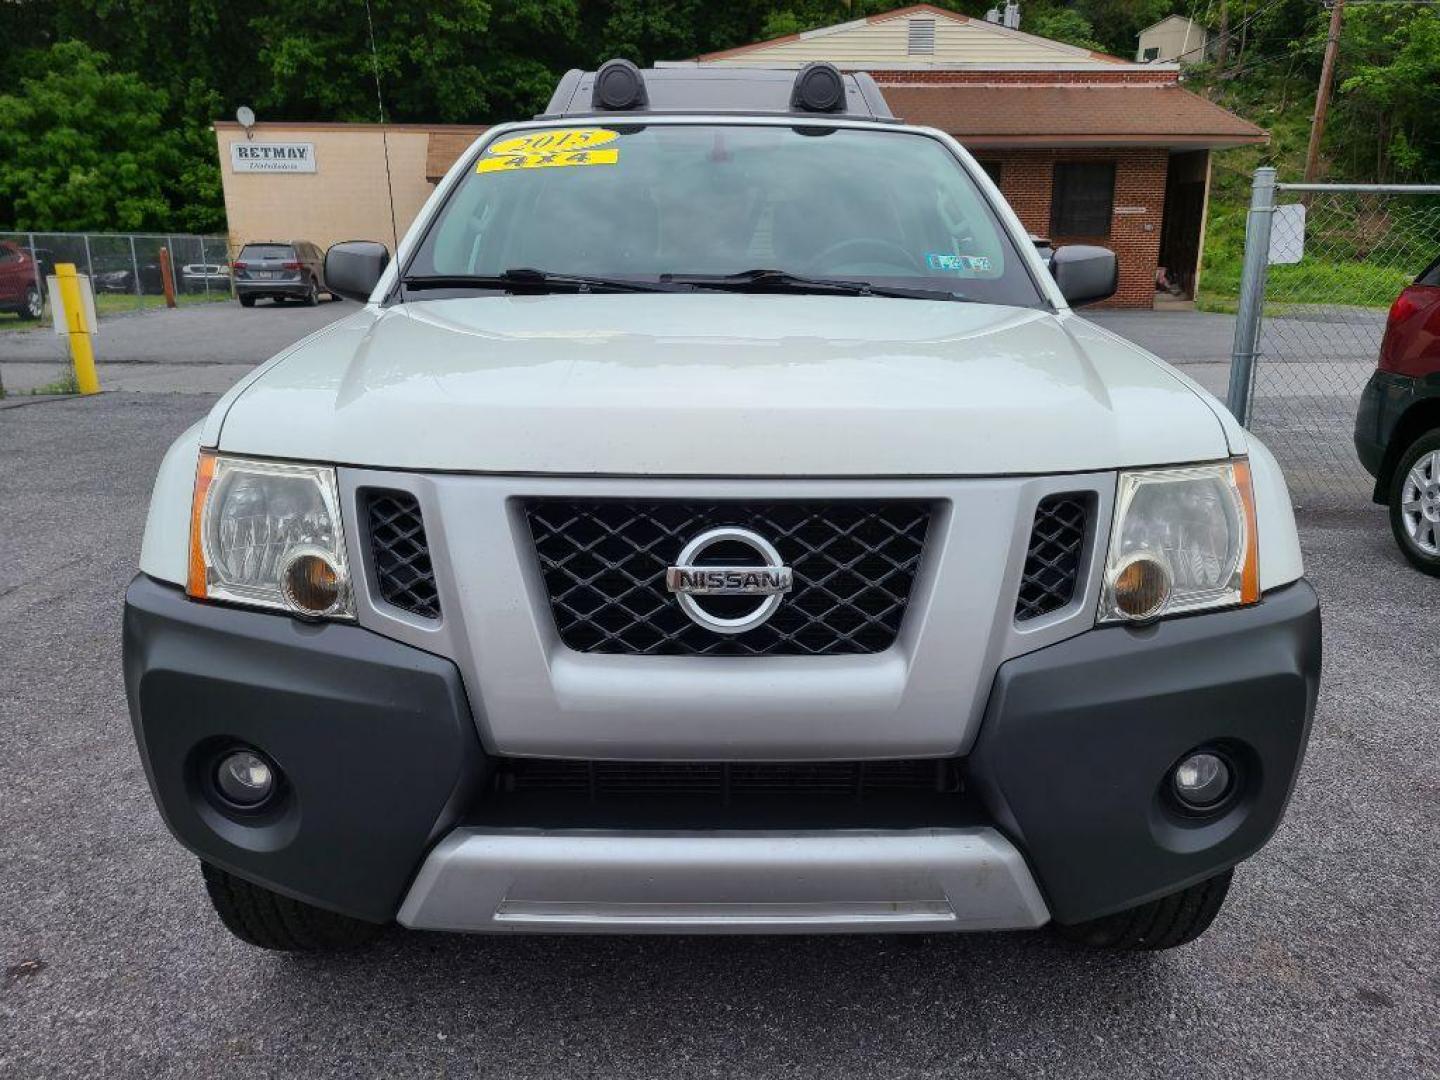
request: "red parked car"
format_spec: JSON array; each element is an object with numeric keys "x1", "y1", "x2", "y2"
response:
[
  {"x1": 1355, "y1": 255, "x2": 1440, "y2": 574},
  {"x1": 0, "y1": 240, "x2": 44, "y2": 320}
]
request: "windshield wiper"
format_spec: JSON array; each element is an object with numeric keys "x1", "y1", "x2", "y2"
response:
[
  {"x1": 402, "y1": 267, "x2": 688, "y2": 295},
  {"x1": 661, "y1": 268, "x2": 967, "y2": 302}
]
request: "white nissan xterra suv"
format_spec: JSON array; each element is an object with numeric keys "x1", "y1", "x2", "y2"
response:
[{"x1": 124, "y1": 62, "x2": 1320, "y2": 953}]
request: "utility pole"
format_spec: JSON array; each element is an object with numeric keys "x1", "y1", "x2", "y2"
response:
[{"x1": 1303, "y1": 0, "x2": 1345, "y2": 184}]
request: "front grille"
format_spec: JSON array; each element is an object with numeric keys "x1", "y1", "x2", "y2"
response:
[
  {"x1": 524, "y1": 500, "x2": 931, "y2": 656},
  {"x1": 498, "y1": 758, "x2": 959, "y2": 801},
  {"x1": 1015, "y1": 492, "x2": 1092, "y2": 622},
  {"x1": 365, "y1": 490, "x2": 441, "y2": 619}
]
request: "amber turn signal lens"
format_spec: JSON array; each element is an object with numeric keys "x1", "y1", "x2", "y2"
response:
[
  {"x1": 1232, "y1": 459, "x2": 1261, "y2": 606},
  {"x1": 280, "y1": 551, "x2": 343, "y2": 616},
  {"x1": 186, "y1": 450, "x2": 217, "y2": 599},
  {"x1": 1112, "y1": 555, "x2": 1172, "y2": 621}
]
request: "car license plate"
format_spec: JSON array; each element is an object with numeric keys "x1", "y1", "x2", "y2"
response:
[{"x1": 255, "y1": 271, "x2": 273, "y2": 279}]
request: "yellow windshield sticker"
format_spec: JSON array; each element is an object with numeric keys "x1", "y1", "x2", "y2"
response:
[{"x1": 478, "y1": 128, "x2": 619, "y2": 173}]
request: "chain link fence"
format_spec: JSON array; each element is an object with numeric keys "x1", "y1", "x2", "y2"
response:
[
  {"x1": 1227, "y1": 171, "x2": 1440, "y2": 505},
  {"x1": 0, "y1": 231, "x2": 233, "y2": 331}
]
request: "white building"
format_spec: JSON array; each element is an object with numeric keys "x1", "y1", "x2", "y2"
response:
[{"x1": 1137, "y1": 15, "x2": 1212, "y2": 66}]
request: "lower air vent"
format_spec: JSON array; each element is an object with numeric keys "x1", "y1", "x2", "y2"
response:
[
  {"x1": 365, "y1": 490, "x2": 441, "y2": 619},
  {"x1": 1015, "y1": 492, "x2": 1092, "y2": 622}
]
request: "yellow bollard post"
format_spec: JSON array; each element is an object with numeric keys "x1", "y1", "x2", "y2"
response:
[{"x1": 55, "y1": 263, "x2": 100, "y2": 395}]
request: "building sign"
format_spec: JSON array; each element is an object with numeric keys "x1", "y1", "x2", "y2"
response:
[{"x1": 230, "y1": 141, "x2": 317, "y2": 174}]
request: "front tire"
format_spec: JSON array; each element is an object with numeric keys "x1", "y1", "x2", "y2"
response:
[
  {"x1": 19, "y1": 284, "x2": 42, "y2": 320},
  {"x1": 1052, "y1": 869, "x2": 1232, "y2": 951},
  {"x1": 200, "y1": 862, "x2": 385, "y2": 952},
  {"x1": 1388, "y1": 430, "x2": 1440, "y2": 576}
]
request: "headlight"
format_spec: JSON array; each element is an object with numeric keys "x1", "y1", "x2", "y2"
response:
[
  {"x1": 186, "y1": 451, "x2": 354, "y2": 619},
  {"x1": 1100, "y1": 460, "x2": 1259, "y2": 624}
]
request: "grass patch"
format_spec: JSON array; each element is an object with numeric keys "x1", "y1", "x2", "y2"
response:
[{"x1": 26, "y1": 372, "x2": 80, "y2": 396}]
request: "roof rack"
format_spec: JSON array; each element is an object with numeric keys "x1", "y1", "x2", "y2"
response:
[{"x1": 537, "y1": 61, "x2": 897, "y2": 124}]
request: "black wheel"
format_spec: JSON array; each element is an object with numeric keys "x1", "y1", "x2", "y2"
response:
[
  {"x1": 1387, "y1": 429, "x2": 1440, "y2": 576},
  {"x1": 19, "y1": 284, "x2": 42, "y2": 320},
  {"x1": 200, "y1": 862, "x2": 385, "y2": 952},
  {"x1": 304, "y1": 278, "x2": 319, "y2": 306},
  {"x1": 1052, "y1": 869, "x2": 1233, "y2": 951},
  {"x1": 239, "y1": 295, "x2": 256, "y2": 308}
]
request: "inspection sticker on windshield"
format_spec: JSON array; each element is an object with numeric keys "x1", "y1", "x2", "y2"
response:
[
  {"x1": 478, "y1": 128, "x2": 619, "y2": 173},
  {"x1": 926, "y1": 253, "x2": 992, "y2": 274}
]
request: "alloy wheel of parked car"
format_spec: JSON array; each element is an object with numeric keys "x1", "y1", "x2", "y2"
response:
[
  {"x1": 21, "y1": 284, "x2": 42, "y2": 320},
  {"x1": 1390, "y1": 432, "x2": 1440, "y2": 575}
]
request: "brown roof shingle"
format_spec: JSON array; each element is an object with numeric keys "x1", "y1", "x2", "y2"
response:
[{"x1": 883, "y1": 83, "x2": 1267, "y2": 147}]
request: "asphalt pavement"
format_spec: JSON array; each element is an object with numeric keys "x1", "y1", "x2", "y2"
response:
[
  {"x1": 0, "y1": 298, "x2": 352, "y2": 394},
  {"x1": 1, "y1": 308, "x2": 1437, "y2": 1079}
]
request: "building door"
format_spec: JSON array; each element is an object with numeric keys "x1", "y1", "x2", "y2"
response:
[{"x1": 1158, "y1": 150, "x2": 1208, "y2": 300}]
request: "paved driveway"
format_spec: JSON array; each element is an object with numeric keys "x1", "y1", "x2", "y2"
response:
[
  {"x1": 1, "y1": 386, "x2": 1436, "y2": 1078},
  {"x1": 0, "y1": 299, "x2": 351, "y2": 394}
]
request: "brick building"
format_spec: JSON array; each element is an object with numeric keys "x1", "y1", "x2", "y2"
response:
[
  {"x1": 214, "y1": 4, "x2": 1263, "y2": 308},
  {"x1": 672, "y1": 3, "x2": 1267, "y2": 308}
]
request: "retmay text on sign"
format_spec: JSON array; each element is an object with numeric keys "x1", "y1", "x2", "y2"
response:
[{"x1": 230, "y1": 142, "x2": 317, "y2": 174}]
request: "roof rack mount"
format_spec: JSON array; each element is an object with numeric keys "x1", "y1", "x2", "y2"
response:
[{"x1": 539, "y1": 61, "x2": 897, "y2": 123}]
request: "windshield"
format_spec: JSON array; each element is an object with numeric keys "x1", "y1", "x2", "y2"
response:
[{"x1": 407, "y1": 123, "x2": 1043, "y2": 307}]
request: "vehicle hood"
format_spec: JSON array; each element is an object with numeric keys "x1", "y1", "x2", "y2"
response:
[{"x1": 214, "y1": 295, "x2": 1232, "y2": 475}]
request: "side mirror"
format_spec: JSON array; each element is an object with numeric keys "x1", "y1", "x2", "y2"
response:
[
  {"x1": 324, "y1": 241, "x2": 390, "y2": 303},
  {"x1": 1049, "y1": 245, "x2": 1118, "y2": 307}
]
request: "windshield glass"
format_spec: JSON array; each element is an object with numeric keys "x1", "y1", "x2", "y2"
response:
[{"x1": 407, "y1": 123, "x2": 1043, "y2": 307}]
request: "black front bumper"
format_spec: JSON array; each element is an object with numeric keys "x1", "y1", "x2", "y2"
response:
[
  {"x1": 967, "y1": 579, "x2": 1320, "y2": 923},
  {"x1": 123, "y1": 575, "x2": 483, "y2": 922},
  {"x1": 123, "y1": 575, "x2": 1320, "y2": 927}
]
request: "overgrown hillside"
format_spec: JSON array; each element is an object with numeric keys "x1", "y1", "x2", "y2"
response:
[{"x1": 1188, "y1": 3, "x2": 1440, "y2": 308}]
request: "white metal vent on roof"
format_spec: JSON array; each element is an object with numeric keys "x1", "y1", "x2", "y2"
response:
[{"x1": 907, "y1": 17, "x2": 936, "y2": 55}]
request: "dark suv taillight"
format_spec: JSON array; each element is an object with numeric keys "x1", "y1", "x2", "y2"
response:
[
  {"x1": 1388, "y1": 290, "x2": 1420, "y2": 332},
  {"x1": 1378, "y1": 287, "x2": 1424, "y2": 373},
  {"x1": 282, "y1": 261, "x2": 300, "y2": 270}
]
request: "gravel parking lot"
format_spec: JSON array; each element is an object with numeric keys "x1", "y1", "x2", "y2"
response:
[{"x1": 1, "y1": 314, "x2": 1437, "y2": 1078}]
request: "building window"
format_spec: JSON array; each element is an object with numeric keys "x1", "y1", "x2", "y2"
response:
[
  {"x1": 1142, "y1": 46, "x2": 1160, "y2": 61},
  {"x1": 979, "y1": 161, "x2": 1003, "y2": 186},
  {"x1": 1051, "y1": 162, "x2": 1115, "y2": 236},
  {"x1": 907, "y1": 17, "x2": 936, "y2": 54}
]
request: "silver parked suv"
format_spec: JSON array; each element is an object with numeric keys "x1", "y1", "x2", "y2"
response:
[{"x1": 124, "y1": 63, "x2": 1320, "y2": 953}]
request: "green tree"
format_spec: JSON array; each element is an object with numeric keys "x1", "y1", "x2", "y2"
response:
[
  {"x1": 1333, "y1": 6, "x2": 1440, "y2": 181},
  {"x1": 247, "y1": 0, "x2": 578, "y2": 124},
  {"x1": 1072, "y1": 0, "x2": 1170, "y2": 57},
  {"x1": 1028, "y1": 8, "x2": 1105, "y2": 51},
  {"x1": 0, "y1": 41, "x2": 188, "y2": 230}
]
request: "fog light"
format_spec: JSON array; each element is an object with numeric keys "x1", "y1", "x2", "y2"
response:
[
  {"x1": 216, "y1": 750, "x2": 275, "y2": 807},
  {"x1": 1172, "y1": 752, "x2": 1231, "y2": 809},
  {"x1": 280, "y1": 549, "x2": 344, "y2": 617},
  {"x1": 1111, "y1": 554, "x2": 1172, "y2": 621}
]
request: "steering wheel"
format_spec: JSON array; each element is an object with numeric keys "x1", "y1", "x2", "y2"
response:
[{"x1": 810, "y1": 237, "x2": 921, "y2": 274}]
